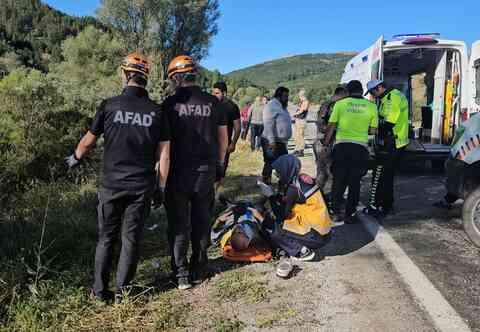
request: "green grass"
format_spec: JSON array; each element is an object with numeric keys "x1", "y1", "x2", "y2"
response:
[
  {"x1": 211, "y1": 317, "x2": 245, "y2": 332},
  {"x1": 256, "y1": 306, "x2": 298, "y2": 328},
  {"x1": 0, "y1": 143, "x2": 266, "y2": 331},
  {"x1": 210, "y1": 270, "x2": 268, "y2": 304}
]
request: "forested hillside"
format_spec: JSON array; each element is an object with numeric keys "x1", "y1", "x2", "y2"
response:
[
  {"x1": 0, "y1": 2, "x2": 224, "y2": 328},
  {"x1": 0, "y1": 0, "x2": 102, "y2": 73},
  {"x1": 227, "y1": 53, "x2": 355, "y2": 102},
  {"x1": 1, "y1": 2, "x2": 355, "y2": 328}
]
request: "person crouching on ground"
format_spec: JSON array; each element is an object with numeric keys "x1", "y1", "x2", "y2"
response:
[{"x1": 264, "y1": 154, "x2": 332, "y2": 262}]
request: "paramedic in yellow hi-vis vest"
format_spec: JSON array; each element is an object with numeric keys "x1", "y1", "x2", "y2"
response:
[
  {"x1": 267, "y1": 154, "x2": 332, "y2": 263},
  {"x1": 364, "y1": 80, "x2": 409, "y2": 219}
]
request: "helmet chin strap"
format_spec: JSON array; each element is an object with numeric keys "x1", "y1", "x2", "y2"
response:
[
  {"x1": 123, "y1": 71, "x2": 147, "y2": 87},
  {"x1": 173, "y1": 72, "x2": 196, "y2": 88},
  {"x1": 125, "y1": 71, "x2": 135, "y2": 85},
  {"x1": 173, "y1": 73, "x2": 185, "y2": 87}
]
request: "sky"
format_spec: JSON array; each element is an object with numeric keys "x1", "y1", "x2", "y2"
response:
[{"x1": 44, "y1": 0, "x2": 480, "y2": 73}]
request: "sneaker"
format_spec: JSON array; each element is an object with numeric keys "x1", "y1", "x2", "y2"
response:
[
  {"x1": 177, "y1": 277, "x2": 192, "y2": 290},
  {"x1": 363, "y1": 205, "x2": 390, "y2": 219},
  {"x1": 292, "y1": 247, "x2": 315, "y2": 262},
  {"x1": 363, "y1": 205, "x2": 381, "y2": 217},
  {"x1": 276, "y1": 258, "x2": 293, "y2": 278}
]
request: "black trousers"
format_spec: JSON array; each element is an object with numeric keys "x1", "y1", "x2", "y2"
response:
[
  {"x1": 93, "y1": 187, "x2": 151, "y2": 297},
  {"x1": 165, "y1": 172, "x2": 215, "y2": 279},
  {"x1": 240, "y1": 120, "x2": 249, "y2": 140},
  {"x1": 331, "y1": 143, "x2": 369, "y2": 216},
  {"x1": 250, "y1": 124, "x2": 264, "y2": 151},
  {"x1": 444, "y1": 157, "x2": 465, "y2": 203},
  {"x1": 261, "y1": 138, "x2": 288, "y2": 182},
  {"x1": 368, "y1": 147, "x2": 404, "y2": 211}
]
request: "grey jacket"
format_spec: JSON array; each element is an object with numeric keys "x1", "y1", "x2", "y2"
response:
[
  {"x1": 262, "y1": 98, "x2": 292, "y2": 144},
  {"x1": 249, "y1": 103, "x2": 264, "y2": 125}
]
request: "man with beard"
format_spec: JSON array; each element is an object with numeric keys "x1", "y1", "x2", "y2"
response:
[
  {"x1": 212, "y1": 82, "x2": 241, "y2": 179},
  {"x1": 261, "y1": 86, "x2": 292, "y2": 184}
]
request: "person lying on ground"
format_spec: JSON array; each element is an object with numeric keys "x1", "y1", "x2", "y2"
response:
[
  {"x1": 211, "y1": 201, "x2": 272, "y2": 263},
  {"x1": 263, "y1": 154, "x2": 333, "y2": 262}
]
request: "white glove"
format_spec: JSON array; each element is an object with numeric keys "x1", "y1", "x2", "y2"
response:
[
  {"x1": 257, "y1": 180, "x2": 274, "y2": 197},
  {"x1": 65, "y1": 153, "x2": 81, "y2": 169}
]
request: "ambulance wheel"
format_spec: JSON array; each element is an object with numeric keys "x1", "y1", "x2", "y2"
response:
[{"x1": 462, "y1": 186, "x2": 480, "y2": 248}]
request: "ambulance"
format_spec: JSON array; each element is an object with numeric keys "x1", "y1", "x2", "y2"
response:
[{"x1": 341, "y1": 34, "x2": 480, "y2": 161}]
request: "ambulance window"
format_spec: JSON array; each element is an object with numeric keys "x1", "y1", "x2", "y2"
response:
[{"x1": 476, "y1": 59, "x2": 480, "y2": 103}]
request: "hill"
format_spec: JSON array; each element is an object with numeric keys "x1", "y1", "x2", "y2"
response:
[
  {"x1": 0, "y1": 0, "x2": 102, "y2": 73},
  {"x1": 226, "y1": 53, "x2": 355, "y2": 102}
]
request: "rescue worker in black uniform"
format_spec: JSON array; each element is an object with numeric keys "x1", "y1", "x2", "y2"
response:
[
  {"x1": 65, "y1": 52, "x2": 171, "y2": 302},
  {"x1": 162, "y1": 55, "x2": 228, "y2": 290}
]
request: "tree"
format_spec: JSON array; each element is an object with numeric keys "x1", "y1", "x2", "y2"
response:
[
  {"x1": 97, "y1": 0, "x2": 220, "y2": 99},
  {"x1": 96, "y1": 0, "x2": 152, "y2": 52},
  {"x1": 0, "y1": 68, "x2": 64, "y2": 206},
  {"x1": 0, "y1": 0, "x2": 103, "y2": 70},
  {"x1": 48, "y1": 26, "x2": 124, "y2": 116}
]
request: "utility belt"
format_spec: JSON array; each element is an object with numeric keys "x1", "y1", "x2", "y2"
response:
[{"x1": 375, "y1": 117, "x2": 397, "y2": 154}]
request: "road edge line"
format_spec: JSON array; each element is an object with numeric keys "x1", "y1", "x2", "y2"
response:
[{"x1": 359, "y1": 214, "x2": 471, "y2": 332}]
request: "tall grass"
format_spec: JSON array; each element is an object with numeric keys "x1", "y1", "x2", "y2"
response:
[{"x1": 0, "y1": 141, "x2": 265, "y2": 331}]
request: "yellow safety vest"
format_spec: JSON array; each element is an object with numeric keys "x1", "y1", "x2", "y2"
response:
[{"x1": 283, "y1": 187, "x2": 332, "y2": 236}]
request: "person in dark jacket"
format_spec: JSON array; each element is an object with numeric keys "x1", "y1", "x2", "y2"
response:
[
  {"x1": 213, "y1": 81, "x2": 241, "y2": 178},
  {"x1": 163, "y1": 55, "x2": 228, "y2": 290},
  {"x1": 65, "y1": 52, "x2": 171, "y2": 302}
]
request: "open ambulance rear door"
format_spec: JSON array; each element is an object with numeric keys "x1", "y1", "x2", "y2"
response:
[
  {"x1": 469, "y1": 41, "x2": 480, "y2": 117},
  {"x1": 340, "y1": 35, "x2": 384, "y2": 92},
  {"x1": 369, "y1": 35, "x2": 384, "y2": 83}
]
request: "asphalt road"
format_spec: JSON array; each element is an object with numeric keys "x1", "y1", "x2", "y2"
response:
[
  {"x1": 293, "y1": 134, "x2": 479, "y2": 331},
  {"x1": 373, "y1": 172, "x2": 480, "y2": 331}
]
